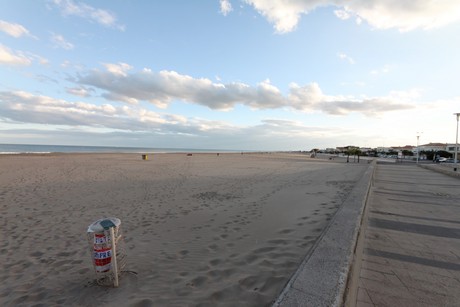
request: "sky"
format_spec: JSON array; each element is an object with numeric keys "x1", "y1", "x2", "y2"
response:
[{"x1": 1, "y1": 0, "x2": 460, "y2": 151}]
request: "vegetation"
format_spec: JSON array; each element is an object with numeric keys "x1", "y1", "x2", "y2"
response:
[
  {"x1": 346, "y1": 147, "x2": 362, "y2": 163},
  {"x1": 422, "y1": 150, "x2": 452, "y2": 160},
  {"x1": 401, "y1": 150, "x2": 413, "y2": 157}
]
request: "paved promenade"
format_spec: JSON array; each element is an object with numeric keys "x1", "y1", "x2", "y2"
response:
[{"x1": 350, "y1": 163, "x2": 460, "y2": 306}]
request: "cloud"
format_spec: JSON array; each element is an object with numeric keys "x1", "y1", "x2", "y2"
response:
[
  {"x1": 244, "y1": 0, "x2": 460, "y2": 33},
  {"x1": 51, "y1": 33, "x2": 74, "y2": 50},
  {"x1": 49, "y1": 0, "x2": 125, "y2": 30},
  {"x1": 220, "y1": 0, "x2": 233, "y2": 16},
  {"x1": 334, "y1": 9, "x2": 350, "y2": 20},
  {"x1": 103, "y1": 62, "x2": 132, "y2": 77},
  {"x1": 0, "y1": 20, "x2": 34, "y2": 38},
  {"x1": 243, "y1": 0, "x2": 312, "y2": 33},
  {"x1": 318, "y1": 97, "x2": 412, "y2": 116},
  {"x1": 1, "y1": 89, "x2": 447, "y2": 150},
  {"x1": 0, "y1": 90, "x2": 358, "y2": 150},
  {"x1": 66, "y1": 86, "x2": 93, "y2": 97},
  {"x1": 0, "y1": 90, "x2": 246, "y2": 143},
  {"x1": 290, "y1": 83, "x2": 417, "y2": 115},
  {"x1": 76, "y1": 66, "x2": 285, "y2": 110},
  {"x1": 337, "y1": 52, "x2": 355, "y2": 64},
  {"x1": 0, "y1": 91, "x2": 166, "y2": 131},
  {"x1": 0, "y1": 44, "x2": 32, "y2": 65},
  {"x1": 370, "y1": 64, "x2": 393, "y2": 75},
  {"x1": 75, "y1": 64, "x2": 413, "y2": 116},
  {"x1": 343, "y1": 1, "x2": 460, "y2": 31}
]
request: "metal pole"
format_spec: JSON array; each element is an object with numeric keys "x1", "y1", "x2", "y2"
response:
[
  {"x1": 455, "y1": 113, "x2": 460, "y2": 171},
  {"x1": 416, "y1": 135, "x2": 420, "y2": 164}
]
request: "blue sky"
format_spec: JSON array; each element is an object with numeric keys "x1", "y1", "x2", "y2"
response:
[{"x1": 1, "y1": 0, "x2": 460, "y2": 150}]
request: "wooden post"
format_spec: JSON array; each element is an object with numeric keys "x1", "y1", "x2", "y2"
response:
[{"x1": 110, "y1": 227, "x2": 119, "y2": 287}]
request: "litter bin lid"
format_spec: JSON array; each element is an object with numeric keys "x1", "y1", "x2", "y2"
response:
[{"x1": 87, "y1": 217, "x2": 121, "y2": 232}]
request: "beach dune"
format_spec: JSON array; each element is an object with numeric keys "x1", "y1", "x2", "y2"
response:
[{"x1": 0, "y1": 153, "x2": 368, "y2": 306}]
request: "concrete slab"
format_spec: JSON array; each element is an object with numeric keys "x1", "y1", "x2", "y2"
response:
[
  {"x1": 273, "y1": 163, "x2": 375, "y2": 306},
  {"x1": 346, "y1": 163, "x2": 460, "y2": 307}
]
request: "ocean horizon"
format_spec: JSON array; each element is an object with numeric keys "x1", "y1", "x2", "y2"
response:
[{"x1": 0, "y1": 143, "x2": 248, "y2": 154}]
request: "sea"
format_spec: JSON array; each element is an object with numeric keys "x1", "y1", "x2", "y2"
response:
[{"x1": 0, "y1": 144, "x2": 245, "y2": 154}]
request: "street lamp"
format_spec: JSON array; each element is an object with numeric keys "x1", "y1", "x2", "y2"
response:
[
  {"x1": 416, "y1": 132, "x2": 422, "y2": 164},
  {"x1": 454, "y1": 113, "x2": 460, "y2": 171}
]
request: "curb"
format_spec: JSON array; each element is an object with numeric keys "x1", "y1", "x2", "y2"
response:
[
  {"x1": 417, "y1": 163, "x2": 460, "y2": 179},
  {"x1": 273, "y1": 161, "x2": 375, "y2": 307}
]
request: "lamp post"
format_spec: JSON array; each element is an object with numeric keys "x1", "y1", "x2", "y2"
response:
[
  {"x1": 416, "y1": 133, "x2": 421, "y2": 164},
  {"x1": 454, "y1": 113, "x2": 460, "y2": 171}
]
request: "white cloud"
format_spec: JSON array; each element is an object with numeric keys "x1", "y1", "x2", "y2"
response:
[
  {"x1": 220, "y1": 0, "x2": 233, "y2": 16},
  {"x1": 345, "y1": 1, "x2": 460, "y2": 32},
  {"x1": 51, "y1": 33, "x2": 74, "y2": 50},
  {"x1": 244, "y1": 0, "x2": 460, "y2": 32},
  {"x1": 337, "y1": 52, "x2": 355, "y2": 64},
  {"x1": 0, "y1": 90, "x2": 167, "y2": 130},
  {"x1": 75, "y1": 64, "x2": 414, "y2": 116},
  {"x1": 0, "y1": 44, "x2": 32, "y2": 66},
  {"x1": 1, "y1": 90, "x2": 454, "y2": 150},
  {"x1": 288, "y1": 82, "x2": 415, "y2": 115},
  {"x1": 49, "y1": 0, "x2": 125, "y2": 31},
  {"x1": 0, "y1": 20, "x2": 33, "y2": 38},
  {"x1": 0, "y1": 90, "x2": 361, "y2": 150},
  {"x1": 103, "y1": 62, "x2": 132, "y2": 77},
  {"x1": 244, "y1": 0, "x2": 312, "y2": 33},
  {"x1": 334, "y1": 10, "x2": 350, "y2": 20},
  {"x1": 77, "y1": 66, "x2": 286, "y2": 110},
  {"x1": 371, "y1": 64, "x2": 393, "y2": 75},
  {"x1": 34, "y1": 55, "x2": 49, "y2": 65},
  {"x1": 66, "y1": 86, "x2": 93, "y2": 97}
]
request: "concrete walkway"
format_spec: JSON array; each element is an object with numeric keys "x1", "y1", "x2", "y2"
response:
[
  {"x1": 274, "y1": 163, "x2": 374, "y2": 306},
  {"x1": 349, "y1": 163, "x2": 460, "y2": 306}
]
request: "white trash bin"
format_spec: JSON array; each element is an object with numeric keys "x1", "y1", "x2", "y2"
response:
[{"x1": 87, "y1": 217, "x2": 127, "y2": 287}]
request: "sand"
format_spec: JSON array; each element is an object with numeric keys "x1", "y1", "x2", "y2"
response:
[{"x1": 0, "y1": 152, "x2": 368, "y2": 306}]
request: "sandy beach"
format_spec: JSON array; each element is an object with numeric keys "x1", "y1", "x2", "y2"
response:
[{"x1": 0, "y1": 153, "x2": 369, "y2": 306}]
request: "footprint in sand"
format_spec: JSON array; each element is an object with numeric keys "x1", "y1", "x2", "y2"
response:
[
  {"x1": 186, "y1": 276, "x2": 207, "y2": 288},
  {"x1": 130, "y1": 298, "x2": 155, "y2": 307},
  {"x1": 267, "y1": 239, "x2": 288, "y2": 246},
  {"x1": 209, "y1": 258, "x2": 222, "y2": 266},
  {"x1": 207, "y1": 244, "x2": 219, "y2": 252},
  {"x1": 178, "y1": 250, "x2": 189, "y2": 257},
  {"x1": 277, "y1": 228, "x2": 294, "y2": 234},
  {"x1": 78, "y1": 267, "x2": 90, "y2": 275},
  {"x1": 30, "y1": 251, "x2": 44, "y2": 258}
]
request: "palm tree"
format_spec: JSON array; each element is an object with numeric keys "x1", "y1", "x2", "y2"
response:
[{"x1": 346, "y1": 147, "x2": 361, "y2": 163}]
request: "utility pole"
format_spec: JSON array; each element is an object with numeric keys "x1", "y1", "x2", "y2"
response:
[
  {"x1": 416, "y1": 133, "x2": 421, "y2": 164},
  {"x1": 454, "y1": 113, "x2": 460, "y2": 171}
]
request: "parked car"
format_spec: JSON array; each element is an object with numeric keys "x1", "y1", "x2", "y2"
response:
[{"x1": 435, "y1": 157, "x2": 447, "y2": 163}]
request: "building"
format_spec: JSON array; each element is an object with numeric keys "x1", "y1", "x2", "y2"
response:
[
  {"x1": 392, "y1": 145, "x2": 415, "y2": 152},
  {"x1": 376, "y1": 147, "x2": 394, "y2": 153},
  {"x1": 446, "y1": 144, "x2": 460, "y2": 154},
  {"x1": 418, "y1": 143, "x2": 447, "y2": 152}
]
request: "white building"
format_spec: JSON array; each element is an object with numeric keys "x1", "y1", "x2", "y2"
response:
[
  {"x1": 446, "y1": 144, "x2": 460, "y2": 154},
  {"x1": 376, "y1": 147, "x2": 394, "y2": 153},
  {"x1": 416, "y1": 143, "x2": 447, "y2": 154}
]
